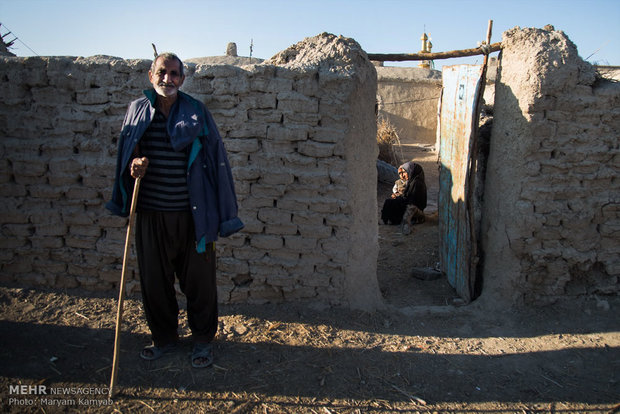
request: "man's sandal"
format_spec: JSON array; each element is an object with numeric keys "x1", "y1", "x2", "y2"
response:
[
  {"x1": 140, "y1": 343, "x2": 177, "y2": 361},
  {"x1": 191, "y1": 343, "x2": 214, "y2": 368}
]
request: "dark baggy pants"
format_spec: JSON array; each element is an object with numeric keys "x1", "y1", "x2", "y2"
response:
[
  {"x1": 381, "y1": 197, "x2": 407, "y2": 225},
  {"x1": 135, "y1": 211, "x2": 217, "y2": 347}
]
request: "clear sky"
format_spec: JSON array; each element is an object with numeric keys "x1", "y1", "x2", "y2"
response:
[{"x1": 1, "y1": 0, "x2": 619, "y2": 69}]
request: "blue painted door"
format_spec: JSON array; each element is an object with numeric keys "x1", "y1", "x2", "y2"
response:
[{"x1": 437, "y1": 65, "x2": 484, "y2": 302}]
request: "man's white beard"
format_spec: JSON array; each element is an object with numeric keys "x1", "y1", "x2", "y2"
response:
[{"x1": 154, "y1": 83, "x2": 178, "y2": 98}]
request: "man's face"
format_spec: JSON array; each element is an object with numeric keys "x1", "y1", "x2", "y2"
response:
[{"x1": 148, "y1": 57, "x2": 185, "y2": 98}]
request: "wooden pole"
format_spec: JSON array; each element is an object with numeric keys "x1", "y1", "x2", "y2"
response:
[
  {"x1": 367, "y1": 42, "x2": 501, "y2": 62},
  {"x1": 482, "y1": 20, "x2": 493, "y2": 67},
  {"x1": 466, "y1": 19, "x2": 494, "y2": 298},
  {"x1": 109, "y1": 177, "x2": 141, "y2": 398}
]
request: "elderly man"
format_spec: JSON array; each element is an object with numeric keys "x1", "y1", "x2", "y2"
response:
[{"x1": 106, "y1": 52, "x2": 243, "y2": 368}]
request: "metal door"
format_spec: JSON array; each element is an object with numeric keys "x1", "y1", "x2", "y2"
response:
[{"x1": 437, "y1": 64, "x2": 484, "y2": 302}]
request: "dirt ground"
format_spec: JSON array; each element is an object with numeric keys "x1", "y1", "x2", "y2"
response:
[{"x1": 1, "y1": 148, "x2": 619, "y2": 413}]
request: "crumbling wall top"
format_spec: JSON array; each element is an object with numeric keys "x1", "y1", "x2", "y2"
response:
[
  {"x1": 500, "y1": 26, "x2": 597, "y2": 98},
  {"x1": 266, "y1": 32, "x2": 373, "y2": 78}
]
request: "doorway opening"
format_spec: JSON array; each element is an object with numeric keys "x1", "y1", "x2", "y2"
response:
[
  {"x1": 374, "y1": 60, "x2": 496, "y2": 309},
  {"x1": 376, "y1": 129, "x2": 459, "y2": 309}
]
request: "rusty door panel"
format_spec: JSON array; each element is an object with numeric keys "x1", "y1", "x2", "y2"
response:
[{"x1": 437, "y1": 65, "x2": 484, "y2": 302}]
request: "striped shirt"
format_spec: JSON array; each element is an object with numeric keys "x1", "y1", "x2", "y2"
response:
[{"x1": 137, "y1": 110, "x2": 190, "y2": 211}]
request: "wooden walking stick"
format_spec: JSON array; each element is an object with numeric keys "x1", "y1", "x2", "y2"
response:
[{"x1": 109, "y1": 177, "x2": 141, "y2": 398}]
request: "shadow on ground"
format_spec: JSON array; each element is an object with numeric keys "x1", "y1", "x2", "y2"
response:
[{"x1": 0, "y1": 287, "x2": 618, "y2": 413}]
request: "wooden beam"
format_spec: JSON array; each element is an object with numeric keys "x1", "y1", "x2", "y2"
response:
[{"x1": 367, "y1": 42, "x2": 501, "y2": 62}]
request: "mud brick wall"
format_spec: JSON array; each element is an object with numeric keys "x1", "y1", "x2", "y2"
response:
[
  {"x1": 481, "y1": 27, "x2": 620, "y2": 306},
  {"x1": 0, "y1": 33, "x2": 381, "y2": 309}
]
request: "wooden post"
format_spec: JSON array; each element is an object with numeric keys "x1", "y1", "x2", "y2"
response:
[
  {"x1": 466, "y1": 19, "x2": 494, "y2": 297},
  {"x1": 482, "y1": 20, "x2": 493, "y2": 67}
]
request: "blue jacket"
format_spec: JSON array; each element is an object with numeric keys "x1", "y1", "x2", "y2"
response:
[{"x1": 106, "y1": 89, "x2": 244, "y2": 252}]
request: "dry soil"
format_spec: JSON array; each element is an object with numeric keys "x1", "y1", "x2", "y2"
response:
[{"x1": 1, "y1": 149, "x2": 618, "y2": 413}]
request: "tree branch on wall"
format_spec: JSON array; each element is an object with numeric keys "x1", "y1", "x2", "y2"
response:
[{"x1": 368, "y1": 42, "x2": 501, "y2": 62}]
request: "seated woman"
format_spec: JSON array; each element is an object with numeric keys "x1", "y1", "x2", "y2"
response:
[{"x1": 381, "y1": 161, "x2": 427, "y2": 231}]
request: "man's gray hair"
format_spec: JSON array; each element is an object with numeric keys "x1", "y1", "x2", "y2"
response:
[{"x1": 151, "y1": 52, "x2": 184, "y2": 77}]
